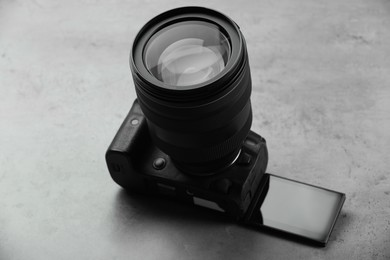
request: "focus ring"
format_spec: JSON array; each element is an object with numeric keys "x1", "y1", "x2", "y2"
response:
[{"x1": 150, "y1": 104, "x2": 252, "y2": 163}]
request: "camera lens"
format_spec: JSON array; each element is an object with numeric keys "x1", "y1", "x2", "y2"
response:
[
  {"x1": 144, "y1": 21, "x2": 230, "y2": 88},
  {"x1": 130, "y1": 7, "x2": 252, "y2": 175}
]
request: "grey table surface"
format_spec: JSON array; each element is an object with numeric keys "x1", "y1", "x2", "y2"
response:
[{"x1": 1, "y1": 0, "x2": 390, "y2": 259}]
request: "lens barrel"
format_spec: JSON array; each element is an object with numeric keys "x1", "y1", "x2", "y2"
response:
[{"x1": 130, "y1": 6, "x2": 252, "y2": 175}]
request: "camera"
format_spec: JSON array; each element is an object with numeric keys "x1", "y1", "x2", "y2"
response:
[
  {"x1": 106, "y1": 6, "x2": 345, "y2": 246},
  {"x1": 106, "y1": 99, "x2": 268, "y2": 218}
]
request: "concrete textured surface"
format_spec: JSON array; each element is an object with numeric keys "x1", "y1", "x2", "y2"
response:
[{"x1": 1, "y1": 0, "x2": 390, "y2": 259}]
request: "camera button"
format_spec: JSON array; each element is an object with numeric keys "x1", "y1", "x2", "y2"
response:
[
  {"x1": 245, "y1": 138, "x2": 257, "y2": 146},
  {"x1": 237, "y1": 152, "x2": 251, "y2": 165},
  {"x1": 153, "y1": 158, "x2": 166, "y2": 170},
  {"x1": 214, "y1": 178, "x2": 232, "y2": 194},
  {"x1": 131, "y1": 119, "x2": 139, "y2": 125}
]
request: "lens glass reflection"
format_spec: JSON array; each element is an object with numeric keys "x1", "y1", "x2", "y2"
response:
[{"x1": 144, "y1": 21, "x2": 230, "y2": 89}]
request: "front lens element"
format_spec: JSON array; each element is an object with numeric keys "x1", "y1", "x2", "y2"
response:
[{"x1": 144, "y1": 21, "x2": 230, "y2": 89}]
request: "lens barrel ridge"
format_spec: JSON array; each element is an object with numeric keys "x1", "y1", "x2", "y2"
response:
[{"x1": 130, "y1": 7, "x2": 253, "y2": 175}]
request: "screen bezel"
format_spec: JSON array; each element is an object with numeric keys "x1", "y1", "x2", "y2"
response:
[{"x1": 244, "y1": 173, "x2": 346, "y2": 247}]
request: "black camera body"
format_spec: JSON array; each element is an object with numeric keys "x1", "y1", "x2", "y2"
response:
[
  {"x1": 106, "y1": 7, "x2": 345, "y2": 246},
  {"x1": 106, "y1": 100, "x2": 268, "y2": 219}
]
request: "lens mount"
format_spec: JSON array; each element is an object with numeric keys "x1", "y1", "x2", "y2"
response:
[{"x1": 130, "y1": 6, "x2": 252, "y2": 175}]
